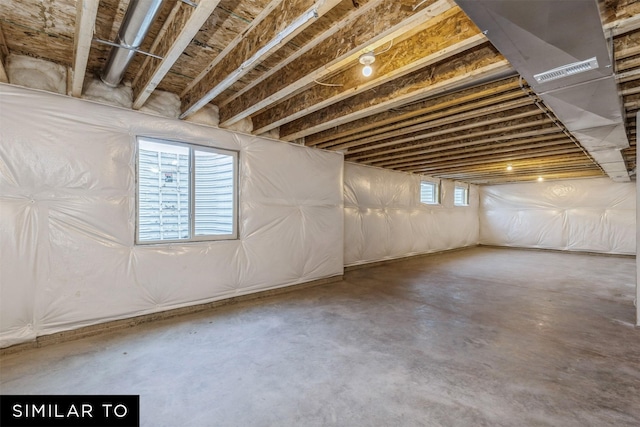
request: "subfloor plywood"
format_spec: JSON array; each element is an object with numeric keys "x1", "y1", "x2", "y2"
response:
[{"x1": 1, "y1": 247, "x2": 638, "y2": 426}]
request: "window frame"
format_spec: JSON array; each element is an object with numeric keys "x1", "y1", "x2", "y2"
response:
[
  {"x1": 419, "y1": 179, "x2": 440, "y2": 205},
  {"x1": 135, "y1": 136, "x2": 239, "y2": 245},
  {"x1": 453, "y1": 184, "x2": 470, "y2": 207}
]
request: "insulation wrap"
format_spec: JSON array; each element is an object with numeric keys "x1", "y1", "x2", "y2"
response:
[
  {"x1": 480, "y1": 179, "x2": 635, "y2": 255},
  {"x1": 0, "y1": 84, "x2": 344, "y2": 348}
]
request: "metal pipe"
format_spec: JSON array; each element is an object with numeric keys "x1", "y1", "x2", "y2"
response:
[{"x1": 100, "y1": 0, "x2": 166, "y2": 87}]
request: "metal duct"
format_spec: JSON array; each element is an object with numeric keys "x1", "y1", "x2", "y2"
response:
[
  {"x1": 456, "y1": 0, "x2": 630, "y2": 182},
  {"x1": 100, "y1": 0, "x2": 166, "y2": 87}
]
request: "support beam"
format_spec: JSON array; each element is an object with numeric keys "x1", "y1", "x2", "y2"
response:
[
  {"x1": 218, "y1": 0, "x2": 457, "y2": 127},
  {"x1": 323, "y1": 97, "x2": 533, "y2": 151},
  {"x1": 404, "y1": 150, "x2": 587, "y2": 173},
  {"x1": 346, "y1": 109, "x2": 546, "y2": 160},
  {"x1": 0, "y1": 24, "x2": 8, "y2": 83},
  {"x1": 181, "y1": 0, "x2": 343, "y2": 119},
  {"x1": 372, "y1": 135, "x2": 569, "y2": 168},
  {"x1": 71, "y1": 0, "x2": 100, "y2": 97},
  {"x1": 378, "y1": 140, "x2": 576, "y2": 169},
  {"x1": 306, "y1": 77, "x2": 522, "y2": 146},
  {"x1": 357, "y1": 126, "x2": 562, "y2": 165},
  {"x1": 251, "y1": 8, "x2": 486, "y2": 134},
  {"x1": 280, "y1": 45, "x2": 512, "y2": 141},
  {"x1": 133, "y1": 0, "x2": 222, "y2": 109},
  {"x1": 347, "y1": 119, "x2": 556, "y2": 162}
]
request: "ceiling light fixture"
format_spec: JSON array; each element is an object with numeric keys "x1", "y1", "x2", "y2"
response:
[
  {"x1": 537, "y1": 176, "x2": 544, "y2": 182},
  {"x1": 506, "y1": 164, "x2": 513, "y2": 171},
  {"x1": 359, "y1": 52, "x2": 375, "y2": 77}
]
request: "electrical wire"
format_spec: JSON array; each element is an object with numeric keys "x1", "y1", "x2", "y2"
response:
[
  {"x1": 374, "y1": 40, "x2": 394, "y2": 55},
  {"x1": 413, "y1": 0, "x2": 430, "y2": 11},
  {"x1": 314, "y1": 79, "x2": 343, "y2": 87}
]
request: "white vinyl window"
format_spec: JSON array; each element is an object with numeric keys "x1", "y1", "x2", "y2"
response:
[
  {"x1": 454, "y1": 184, "x2": 469, "y2": 206},
  {"x1": 136, "y1": 137, "x2": 238, "y2": 243},
  {"x1": 420, "y1": 180, "x2": 440, "y2": 205}
]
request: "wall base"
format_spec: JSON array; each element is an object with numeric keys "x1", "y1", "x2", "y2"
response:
[{"x1": 0, "y1": 275, "x2": 343, "y2": 355}]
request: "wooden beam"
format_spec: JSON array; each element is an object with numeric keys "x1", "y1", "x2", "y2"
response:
[
  {"x1": 403, "y1": 150, "x2": 588, "y2": 172},
  {"x1": 132, "y1": 0, "x2": 221, "y2": 109},
  {"x1": 437, "y1": 163, "x2": 601, "y2": 178},
  {"x1": 216, "y1": 0, "x2": 381, "y2": 109},
  {"x1": 347, "y1": 120, "x2": 558, "y2": 162},
  {"x1": 305, "y1": 77, "x2": 522, "y2": 146},
  {"x1": 251, "y1": 8, "x2": 486, "y2": 134},
  {"x1": 180, "y1": 0, "x2": 343, "y2": 119},
  {"x1": 428, "y1": 159, "x2": 602, "y2": 177},
  {"x1": 315, "y1": 89, "x2": 528, "y2": 149},
  {"x1": 362, "y1": 128, "x2": 564, "y2": 165},
  {"x1": 380, "y1": 141, "x2": 579, "y2": 170},
  {"x1": 605, "y1": 6, "x2": 640, "y2": 37},
  {"x1": 322, "y1": 97, "x2": 533, "y2": 151},
  {"x1": 373, "y1": 137, "x2": 571, "y2": 168},
  {"x1": 462, "y1": 171, "x2": 604, "y2": 184},
  {"x1": 71, "y1": 0, "x2": 100, "y2": 97},
  {"x1": 345, "y1": 109, "x2": 547, "y2": 160},
  {"x1": 280, "y1": 45, "x2": 512, "y2": 141},
  {"x1": 218, "y1": 0, "x2": 458, "y2": 127},
  {"x1": 0, "y1": 26, "x2": 7, "y2": 83}
]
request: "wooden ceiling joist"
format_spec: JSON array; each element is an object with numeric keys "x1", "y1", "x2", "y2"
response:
[
  {"x1": 279, "y1": 45, "x2": 512, "y2": 141},
  {"x1": 436, "y1": 163, "x2": 602, "y2": 178},
  {"x1": 217, "y1": 0, "x2": 457, "y2": 128},
  {"x1": 345, "y1": 109, "x2": 548, "y2": 160},
  {"x1": 313, "y1": 89, "x2": 528, "y2": 149},
  {"x1": 321, "y1": 97, "x2": 534, "y2": 152},
  {"x1": 348, "y1": 121, "x2": 559, "y2": 163},
  {"x1": 132, "y1": 0, "x2": 222, "y2": 109},
  {"x1": 430, "y1": 161, "x2": 603, "y2": 179},
  {"x1": 180, "y1": 0, "x2": 342, "y2": 119},
  {"x1": 0, "y1": 24, "x2": 8, "y2": 83},
  {"x1": 71, "y1": 0, "x2": 100, "y2": 97},
  {"x1": 371, "y1": 133, "x2": 566, "y2": 166},
  {"x1": 305, "y1": 76, "x2": 523, "y2": 146},
  {"x1": 250, "y1": 8, "x2": 486, "y2": 134},
  {"x1": 405, "y1": 150, "x2": 591, "y2": 173},
  {"x1": 373, "y1": 138, "x2": 574, "y2": 169}
]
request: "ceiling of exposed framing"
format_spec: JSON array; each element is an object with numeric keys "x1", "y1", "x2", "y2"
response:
[{"x1": 0, "y1": 0, "x2": 638, "y2": 184}]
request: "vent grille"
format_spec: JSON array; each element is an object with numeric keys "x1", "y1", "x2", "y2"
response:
[{"x1": 533, "y1": 57, "x2": 599, "y2": 84}]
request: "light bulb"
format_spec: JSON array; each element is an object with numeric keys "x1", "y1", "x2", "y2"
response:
[
  {"x1": 537, "y1": 176, "x2": 544, "y2": 182},
  {"x1": 506, "y1": 164, "x2": 513, "y2": 171},
  {"x1": 362, "y1": 65, "x2": 372, "y2": 77}
]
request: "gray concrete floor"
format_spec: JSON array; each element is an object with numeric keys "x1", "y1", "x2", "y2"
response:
[{"x1": 1, "y1": 247, "x2": 639, "y2": 426}]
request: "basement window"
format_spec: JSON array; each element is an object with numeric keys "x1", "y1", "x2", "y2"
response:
[
  {"x1": 420, "y1": 180, "x2": 440, "y2": 205},
  {"x1": 454, "y1": 184, "x2": 469, "y2": 206},
  {"x1": 136, "y1": 137, "x2": 238, "y2": 244}
]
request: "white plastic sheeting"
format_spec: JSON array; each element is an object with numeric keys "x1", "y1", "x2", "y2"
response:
[
  {"x1": 344, "y1": 163, "x2": 479, "y2": 266},
  {"x1": 0, "y1": 84, "x2": 344, "y2": 348},
  {"x1": 480, "y1": 178, "x2": 636, "y2": 255}
]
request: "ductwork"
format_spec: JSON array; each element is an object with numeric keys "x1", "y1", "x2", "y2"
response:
[
  {"x1": 456, "y1": 0, "x2": 630, "y2": 182},
  {"x1": 100, "y1": 0, "x2": 166, "y2": 87}
]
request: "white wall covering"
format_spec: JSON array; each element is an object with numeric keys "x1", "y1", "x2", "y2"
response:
[
  {"x1": 0, "y1": 84, "x2": 344, "y2": 348},
  {"x1": 343, "y1": 163, "x2": 479, "y2": 266},
  {"x1": 480, "y1": 178, "x2": 636, "y2": 255}
]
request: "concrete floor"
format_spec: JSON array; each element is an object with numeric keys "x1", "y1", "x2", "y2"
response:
[{"x1": 1, "y1": 247, "x2": 639, "y2": 426}]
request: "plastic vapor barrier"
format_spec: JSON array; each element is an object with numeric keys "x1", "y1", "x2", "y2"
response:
[
  {"x1": 344, "y1": 163, "x2": 479, "y2": 266},
  {"x1": 480, "y1": 178, "x2": 636, "y2": 255},
  {"x1": 0, "y1": 85, "x2": 344, "y2": 348}
]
